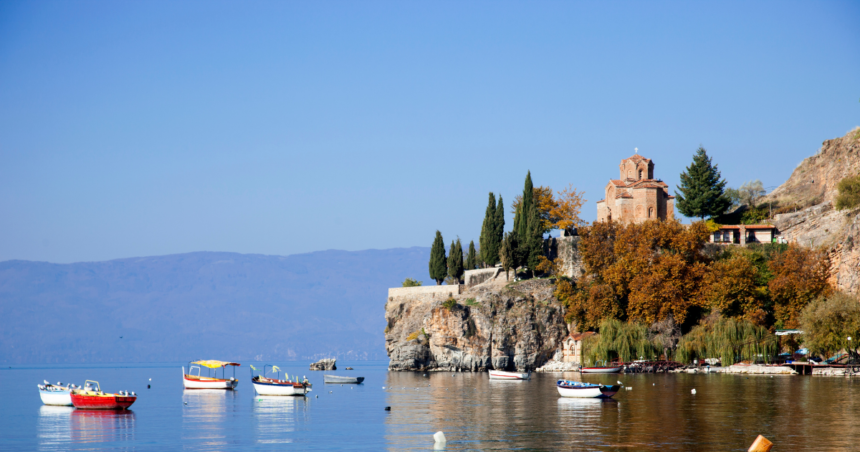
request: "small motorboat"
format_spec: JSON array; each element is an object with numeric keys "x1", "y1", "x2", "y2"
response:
[
  {"x1": 323, "y1": 375, "x2": 364, "y2": 384},
  {"x1": 38, "y1": 381, "x2": 76, "y2": 406},
  {"x1": 581, "y1": 365, "x2": 623, "y2": 374},
  {"x1": 70, "y1": 380, "x2": 137, "y2": 410},
  {"x1": 488, "y1": 370, "x2": 531, "y2": 380},
  {"x1": 556, "y1": 380, "x2": 620, "y2": 399},
  {"x1": 251, "y1": 365, "x2": 312, "y2": 396},
  {"x1": 183, "y1": 360, "x2": 240, "y2": 389}
]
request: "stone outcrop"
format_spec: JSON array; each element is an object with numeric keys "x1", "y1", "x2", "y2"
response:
[
  {"x1": 309, "y1": 358, "x2": 336, "y2": 371},
  {"x1": 385, "y1": 278, "x2": 569, "y2": 372},
  {"x1": 766, "y1": 127, "x2": 860, "y2": 294}
]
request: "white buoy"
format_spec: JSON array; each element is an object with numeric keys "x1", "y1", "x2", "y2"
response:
[
  {"x1": 617, "y1": 381, "x2": 622, "y2": 385},
  {"x1": 691, "y1": 389, "x2": 697, "y2": 394},
  {"x1": 434, "y1": 431, "x2": 447, "y2": 444}
]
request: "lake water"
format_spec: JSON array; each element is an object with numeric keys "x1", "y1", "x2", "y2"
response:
[{"x1": 3, "y1": 360, "x2": 860, "y2": 451}]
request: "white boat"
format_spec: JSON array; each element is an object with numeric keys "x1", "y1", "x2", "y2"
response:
[
  {"x1": 323, "y1": 375, "x2": 364, "y2": 384},
  {"x1": 488, "y1": 370, "x2": 531, "y2": 380},
  {"x1": 183, "y1": 360, "x2": 240, "y2": 390},
  {"x1": 38, "y1": 382, "x2": 74, "y2": 406},
  {"x1": 251, "y1": 365, "x2": 311, "y2": 396},
  {"x1": 580, "y1": 366, "x2": 623, "y2": 374},
  {"x1": 556, "y1": 380, "x2": 621, "y2": 398}
]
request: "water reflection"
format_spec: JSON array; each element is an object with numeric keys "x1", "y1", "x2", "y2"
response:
[
  {"x1": 70, "y1": 409, "x2": 136, "y2": 445},
  {"x1": 37, "y1": 406, "x2": 74, "y2": 451},
  {"x1": 252, "y1": 396, "x2": 309, "y2": 444},
  {"x1": 181, "y1": 389, "x2": 238, "y2": 447}
]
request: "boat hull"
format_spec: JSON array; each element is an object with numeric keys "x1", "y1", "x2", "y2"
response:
[
  {"x1": 183, "y1": 375, "x2": 239, "y2": 390},
  {"x1": 71, "y1": 393, "x2": 137, "y2": 410},
  {"x1": 252, "y1": 381, "x2": 310, "y2": 396},
  {"x1": 39, "y1": 389, "x2": 73, "y2": 406},
  {"x1": 557, "y1": 383, "x2": 620, "y2": 399},
  {"x1": 488, "y1": 371, "x2": 530, "y2": 380},
  {"x1": 581, "y1": 366, "x2": 623, "y2": 374},
  {"x1": 323, "y1": 375, "x2": 364, "y2": 384}
]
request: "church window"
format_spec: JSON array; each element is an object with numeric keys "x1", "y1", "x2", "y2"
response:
[
  {"x1": 639, "y1": 170, "x2": 643, "y2": 179},
  {"x1": 648, "y1": 207, "x2": 654, "y2": 218}
]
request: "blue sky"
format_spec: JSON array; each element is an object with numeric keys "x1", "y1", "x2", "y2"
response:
[{"x1": 1, "y1": 1, "x2": 858, "y2": 263}]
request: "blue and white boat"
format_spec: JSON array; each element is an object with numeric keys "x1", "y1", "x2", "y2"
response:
[
  {"x1": 38, "y1": 381, "x2": 76, "y2": 406},
  {"x1": 556, "y1": 380, "x2": 620, "y2": 399}
]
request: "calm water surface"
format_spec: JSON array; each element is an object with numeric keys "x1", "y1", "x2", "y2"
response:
[{"x1": 3, "y1": 361, "x2": 860, "y2": 451}]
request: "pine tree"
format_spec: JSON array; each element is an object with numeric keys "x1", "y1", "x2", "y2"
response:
[
  {"x1": 675, "y1": 147, "x2": 731, "y2": 220},
  {"x1": 479, "y1": 193, "x2": 499, "y2": 267},
  {"x1": 448, "y1": 238, "x2": 464, "y2": 283},
  {"x1": 466, "y1": 240, "x2": 478, "y2": 270},
  {"x1": 428, "y1": 231, "x2": 447, "y2": 285}
]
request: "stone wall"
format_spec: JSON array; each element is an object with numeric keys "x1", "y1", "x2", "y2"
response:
[
  {"x1": 387, "y1": 284, "x2": 462, "y2": 299},
  {"x1": 464, "y1": 268, "x2": 503, "y2": 287},
  {"x1": 544, "y1": 236, "x2": 584, "y2": 280}
]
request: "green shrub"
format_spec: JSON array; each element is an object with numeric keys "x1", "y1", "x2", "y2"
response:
[
  {"x1": 835, "y1": 174, "x2": 860, "y2": 210},
  {"x1": 402, "y1": 278, "x2": 422, "y2": 287},
  {"x1": 800, "y1": 292, "x2": 860, "y2": 358},
  {"x1": 741, "y1": 206, "x2": 770, "y2": 224},
  {"x1": 442, "y1": 297, "x2": 457, "y2": 311},
  {"x1": 464, "y1": 298, "x2": 479, "y2": 306}
]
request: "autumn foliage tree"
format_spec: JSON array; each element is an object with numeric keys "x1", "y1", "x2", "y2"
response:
[{"x1": 768, "y1": 246, "x2": 831, "y2": 329}]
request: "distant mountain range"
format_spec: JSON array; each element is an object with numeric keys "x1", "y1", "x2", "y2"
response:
[{"x1": 0, "y1": 248, "x2": 432, "y2": 364}]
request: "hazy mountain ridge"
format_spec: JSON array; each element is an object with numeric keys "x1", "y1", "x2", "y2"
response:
[{"x1": 0, "y1": 248, "x2": 431, "y2": 364}]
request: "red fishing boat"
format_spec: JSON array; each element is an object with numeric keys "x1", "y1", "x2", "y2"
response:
[{"x1": 70, "y1": 380, "x2": 137, "y2": 410}]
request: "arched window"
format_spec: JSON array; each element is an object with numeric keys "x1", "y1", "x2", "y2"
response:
[
  {"x1": 639, "y1": 170, "x2": 643, "y2": 180},
  {"x1": 649, "y1": 207, "x2": 654, "y2": 218}
]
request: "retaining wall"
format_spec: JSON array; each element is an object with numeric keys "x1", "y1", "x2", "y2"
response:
[{"x1": 388, "y1": 284, "x2": 462, "y2": 299}]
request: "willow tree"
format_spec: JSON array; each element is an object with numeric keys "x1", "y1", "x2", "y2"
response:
[
  {"x1": 675, "y1": 316, "x2": 775, "y2": 365},
  {"x1": 583, "y1": 319, "x2": 657, "y2": 365}
]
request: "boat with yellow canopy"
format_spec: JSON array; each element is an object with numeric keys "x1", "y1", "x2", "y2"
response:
[{"x1": 182, "y1": 360, "x2": 241, "y2": 390}]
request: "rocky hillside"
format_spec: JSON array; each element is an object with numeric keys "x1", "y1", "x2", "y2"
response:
[
  {"x1": 766, "y1": 127, "x2": 860, "y2": 294},
  {"x1": 385, "y1": 278, "x2": 568, "y2": 372}
]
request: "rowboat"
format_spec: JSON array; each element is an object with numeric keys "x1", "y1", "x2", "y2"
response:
[
  {"x1": 38, "y1": 381, "x2": 75, "y2": 406},
  {"x1": 183, "y1": 360, "x2": 240, "y2": 389},
  {"x1": 488, "y1": 370, "x2": 531, "y2": 380},
  {"x1": 323, "y1": 375, "x2": 364, "y2": 384},
  {"x1": 251, "y1": 365, "x2": 312, "y2": 396},
  {"x1": 71, "y1": 380, "x2": 137, "y2": 410},
  {"x1": 556, "y1": 380, "x2": 621, "y2": 399},
  {"x1": 581, "y1": 365, "x2": 623, "y2": 374}
]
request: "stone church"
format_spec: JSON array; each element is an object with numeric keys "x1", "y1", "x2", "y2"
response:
[{"x1": 596, "y1": 154, "x2": 674, "y2": 224}]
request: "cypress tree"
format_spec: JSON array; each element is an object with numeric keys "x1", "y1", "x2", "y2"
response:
[
  {"x1": 479, "y1": 193, "x2": 499, "y2": 267},
  {"x1": 675, "y1": 147, "x2": 731, "y2": 220},
  {"x1": 525, "y1": 202, "x2": 544, "y2": 276},
  {"x1": 428, "y1": 231, "x2": 447, "y2": 285},
  {"x1": 494, "y1": 195, "x2": 505, "y2": 261},
  {"x1": 499, "y1": 232, "x2": 518, "y2": 281},
  {"x1": 466, "y1": 240, "x2": 478, "y2": 270},
  {"x1": 514, "y1": 172, "x2": 534, "y2": 244},
  {"x1": 448, "y1": 238, "x2": 464, "y2": 283}
]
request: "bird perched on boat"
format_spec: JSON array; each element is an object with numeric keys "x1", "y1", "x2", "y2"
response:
[{"x1": 44, "y1": 380, "x2": 49, "y2": 385}]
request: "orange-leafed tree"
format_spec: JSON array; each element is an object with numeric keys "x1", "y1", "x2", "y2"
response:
[
  {"x1": 549, "y1": 184, "x2": 587, "y2": 233},
  {"x1": 699, "y1": 254, "x2": 767, "y2": 324},
  {"x1": 768, "y1": 246, "x2": 831, "y2": 329}
]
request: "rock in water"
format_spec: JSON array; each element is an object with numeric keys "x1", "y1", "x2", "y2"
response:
[{"x1": 309, "y1": 358, "x2": 336, "y2": 371}]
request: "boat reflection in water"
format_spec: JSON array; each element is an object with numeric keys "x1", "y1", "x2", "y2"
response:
[
  {"x1": 37, "y1": 405, "x2": 74, "y2": 450},
  {"x1": 181, "y1": 389, "x2": 238, "y2": 448},
  {"x1": 70, "y1": 409, "x2": 136, "y2": 446},
  {"x1": 252, "y1": 396, "x2": 310, "y2": 444}
]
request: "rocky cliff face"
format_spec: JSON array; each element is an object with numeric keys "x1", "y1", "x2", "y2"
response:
[
  {"x1": 766, "y1": 127, "x2": 860, "y2": 294},
  {"x1": 384, "y1": 279, "x2": 568, "y2": 372}
]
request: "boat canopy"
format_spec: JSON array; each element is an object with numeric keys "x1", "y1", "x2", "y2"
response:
[{"x1": 192, "y1": 360, "x2": 241, "y2": 368}]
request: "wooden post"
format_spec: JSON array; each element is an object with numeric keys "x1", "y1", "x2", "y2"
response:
[{"x1": 748, "y1": 435, "x2": 773, "y2": 452}]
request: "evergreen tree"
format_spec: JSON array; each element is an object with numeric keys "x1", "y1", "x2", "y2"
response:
[
  {"x1": 466, "y1": 240, "x2": 478, "y2": 270},
  {"x1": 514, "y1": 171, "x2": 534, "y2": 244},
  {"x1": 448, "y1": 239, "x2": 464, "y2": 283},
  {"x1": 675, "y1": 147, "x2": 731, "y2": 220},
  {"x1": 499, "y1": 232, "x2": 518, "y2": 281},
  {"x1": 494, "y1": 195, "x2": 505, "y2": 260},
  {"x1": 428, "y1": 231, "x2": 447, "y2": 285},
  {"x1": 479, "y1": 193, "x2": 499, "y2": 267},
  {"x1": 525, "y1": 202, "x2": 544, "y2": 276}
]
